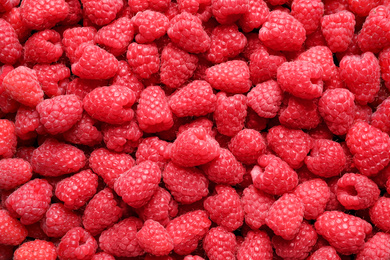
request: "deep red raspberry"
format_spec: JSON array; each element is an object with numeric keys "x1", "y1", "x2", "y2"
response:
[
  {"x1": 15, "y1": 147, "x2": 34, "y2": 165},
  {"x1": 370, "y1": 196, "x2": 390, "y2": 232},
  {"x1": 354, "y1": 103, "x2": 372, "y2": 124},
  {"x1": 41, "y1": 203, "x2": 81, "y2": 238},
  {"x1": 0, "y1": 209, "x2": 27, "y2": 245},
  {"x1": 203, "y1": 226, "x2": 237, "y2": 260},
  {"x1": 348, "y1": 0, "x2": 381, "y2": 16},
  {"x1": 81, "y1": 0, "x2": 123, "y2": 26},
  {"x1": 99, "y1": 217, "x2": 144, "y2": 257},
  {"x1": 356, "y1": 232, "x2": 390, "y2": 260},
  {"x1": 298, "y1": 46, "x2": 336, "y2": 81},
  {"x1": 242, "y1": 32, "x2": 263, "y2": 59},
  {"x1": 14, "y1": 106, "x2": 41, "y2": 140},
  {"x1": 33, "y1": 64, "x2": 70, "y2": 97},
  {"x1": 5, "y1": 178, "x2": 52, "y2": 225},
  {"x1": 132, "y1": 10, "x2": 169, "y2": 44},
  {"x1": 308, "y1": 246, "x2": 341, "y2": 260},
  {"x1": 14, "y1": 240, "x2": 56, "y2": 260},
  {"x1": 305, "y1": 28, "x2": 327, "y2": 48},
  {"x1": 177, "y1": 117, "x2": 215, "y2": 137},
  {"x1": 65, "y1": 78, "x2": 107, "y2": 100},
  {"x1": 1, "y1": 7, "x2": 31, "y2": 42},
  {"x1": 315, "y1": 211, "x2": 372, "y2": 255},
  {"x1": 59, "y1": 0, "x2": 82, "y2": 25},
  {"x1": 127, "y1": 42, "x2": 160, "y2": 79},
  {"x1": 136, "y1": 137, "x2": 169, "y2": 170},
  {"x1": 247, "y1": 80, "x2": 283, "y2": 118},
  {"x1": 166, "y1": 210, "x2": 211, "y2": 255},
  {"x1": 177, "y1": 0, "x2": 212, "y2": 21},
  {"x1": 31, "y1": 138, "x2": 86, "y2": 177},
  {"x1": 91, "y1": 252, "x2": 115, "y2": 260},
  {"x1": 372, "y1": 97, "x2": 390, "y2": 134},
  {"x1": 291, "y1": 0, "x2": 324, "y2": 35},
  {"x1": 0, "y1": 158, "x2": 32, "y2": 190},
  {"x1": 380, "y1": 47, "x2": 390, "y2": 86},
  {"x1": 0, "y1": 18, "x2": 22, "y2": 65},
  {"x1": 63, "y1": 112, "x2": 103, "y2": 147},
  {"x1": 0, "y1": 0, "x2": 19, "y2": 12},
  {"x1": 57, "y1": 227, "x2": 98, "y2": 260},
  {"x1": 211, "y1": 0, "x2": 248, "y2": 24},
  {"x1": 112, "y1": 61, "x2": 144, "y2": 100},
  {"x1": 245, "y1": 108, "x2": 268, "y2": 132},
  {"x1": 236, "y1": 230, "x2": 272, "y2": 260},
  {"x1": 346, "y1": 121, "x2": 390, "y2": 176},
  {"x1": 24, "y1": 29, "x2": 62, "y2": 64},
  {"x1": 184, "y1": 256, "x2": 205, "y2": 260},
  {"x1": 228, "y1": 129, "x2": 266, "y2": 165},
  {"x1": 326, "y1": 177, "x2": 346, "y2": 211},
  {"x1": 238, "y1": 0, "x2": 269, "y2": 33},
  {"x1": 308, "y1": 122, "x2": 333, "y2": 140},
  {"x1": 62, "y1": 27, "x2": 97, "y2": 63},
  {"x1": 0, "y1": 120, "x2": 16, "y2": 159},
  {"x1": 102, "y1": 120, "x2": 143, "y2": 153}
]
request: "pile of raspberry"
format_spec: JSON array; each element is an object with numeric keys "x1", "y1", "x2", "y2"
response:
[{"x1": 2, "y1": 0, "x2": 390, "y2": 259}]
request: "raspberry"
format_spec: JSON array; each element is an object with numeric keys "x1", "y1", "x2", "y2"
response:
[
  {"x1": 130, "y1": 0, "x2": 170, "y2": 12},
  {"x1": 346, "y1": 121, "x2": 390, "y2": 176},
  {"x1": 136, "y1": 137, "x2": 169, "y2": 170},
  {"x1": 184, "y1": 256, "x2": 205, "y2": 260},
  {"x1": 168, "y1": 80, "x2": 216, "y2": 118},
  {"x1": 252, "y1": 154, "x2": 299, "y2": 195},
  {"x1": 62, "y1": 27, "x2": 97, "y2": 63},
  {"x1": 277, "y1": 60, "x2": 323, "y2": 100},
  {"x1": 177, "y1": 117, "x2": 215, "y2": 137},
  {"x1": 57, "y1": 227, "x2": 98, "y2": 260},
  {"x1": 236, "y1": 230, "x2": 272, "y2": 260},
  {"x1": 91, "y1": 253, "x2": 115, "y2": 260},
  {"x1": 0, "y1": 18, "x2": 22, "y2": 65},
  {"x1": 0, "y1": 209, "x2": 27, "y2": 245},
  {"x1": 126, "y1": 42, "x2": 160, "y2": 79},
  {"x1": 2, "y1": 66, "x2": 43, "y2": 107},
  {"x1": 81, "y1": 0, "x2": 123, "y2": 26},
  {"x1": 380, "y1": 47, "x2": 390, "y2": 86},
  {"x1": 272, "y1": 221, "x2": 317, "y2": 260},
  {"x1": 34, "y1": 64, "x2": 70, "y2": 97},
  {"x1": 31, "y1": 138, "x2": 86, "y2": 177},
  {"x1": 132, "y1": 10, "x2": 169, "y2": 44},
  {"x1": 136, "y1": 219, "x2": 174, "y2": 256},
  {"x1": 63, "y1": 112, "x2": 103, "y2": 147},
  {"x1": 305, "y1": 28, "x2": 327, "y2": 48},
  {"x1": 238, "y1": 0, "x2": 269, "y2": 33},
  {"x1": 211, "y1": 0, "x2": 248, "y2": 24},
  {"x1": 370, "y1": 196, "x2": 390, "y2": 232},
  {"x1": 203, "y1": 226, "x2": 237, "y2": 260},
  {"x1": 136, "y1": 86, "x2": 174, "y2": 133},
  {"x1": 291, "y1": 0, "x2": 324, "y2": 35},
  {"x1": 167, "y1": 12, "x2": 211, "y2": 53},
  {"x1": 204, "y1": 185, "x2": 244, "y2": 231},
  {"x1": 71, "y1": 43, "x2": 119, "y2": 80},
  {"x1": 315, "y1": 211, "x2": 372, "y2": 255},
  {"x1": 60, "y1": 0, "x2": 82, "y2": 25},
  {"x1": 41, "y1": 203, "x2": 82, "y2": 238},
  {"x1": 1, "y1": 7, "x2": 31, "y2": 42},
  {"x1": 308, "y1": 246, "x2": 341, "y2": 260},
  {"x1": 95, "y1": 17, "x2": 134, "y2": 56},
  {"x1": 0, "y1": 158, "x2": 32, "y2": 190},
  {"x1": 245, "y1": 108, "x2": 268, "y2": 131},
  {"x1": 266, "y1": 193, "x2": 304, "y2": 240},
  {"x1": 111, "y1": 61, "x2": 144, "y2": 100},
  {"x1": 228, "y1": 129, "x2": 266, "y2": 165},
  {"x1": 163, "y1": 162, "x2": 209, "y2": 204},
  {"x1": 14, "y1": 240, "x2": 57, "y2": 260},
  {"x1": 168, "y1": 127, "x2": 220, "y2": 167},
  {"x1": 339, "y1": 52, "x2": 380, "y2": 105},
  {"x1": 259, "y1": 10, "x2": 306, "y2": 51},
  {"x1": 102, "y1": 120, "x2": 143, "y2": 153},
  {"x1": 65, "y1": 78, "x2": 105, "y2": 100},
  {"x1": 0, "y1": 0, "x2": 19, "y2": 12},
  {"x1": 371, "y1": 97, "x2": 390, "y2": 134},
  {"x1": 166, "y1": 210, "x2": 211, "y2": 255},
  {"x1": 114, "y1": 161, "x2": 161, "y2": 208},
  {"x1": 5, "y1": 178, "x2": 52, "y2": 225},
  {"x1": 320, "y1": 11, "x2": 355, "y2": 53},
  {"x1": 0, "y1": 120, "x2": 16, "y2": 159},
  {"x1": 356, "y1": 232, "x2": 390, "y2": 260},
  {"x1": 348, "y1": 0, "x2": 381, "y2": 16},
  {"x1": 24, "y1": 30, "x2": 63, "y2": 64},
  {"x1": 297, "y1": 46, "x2": 336, "y2": 81},
  {"x1": 99, "y1": 217, "x2": 144, "y2": 257},
  {"x1": 206, "y1": 24, "x2": 247, "y2": 64},
  {"x1": 15, "y1": 106, "x2": 40, "y2": 140}
]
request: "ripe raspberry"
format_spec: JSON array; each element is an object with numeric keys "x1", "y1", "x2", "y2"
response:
[
  {"x1": 166, "y1": 210, "x2": 211, "y2": 255},
  {"x1": 203, "y1": 226, "x2": 237, "y2": 260},
  {"x1": 102, "y1": 120, "x2": 143, "y2": 153},
  {"x1": 380, "y1": 47, "x2": 390, "y2": 86},
  {"x1": 0, "y1": 0, "x2": 19, "y2": 12},
  {"x1": 184, "y1": 256, "x2": 205, "y2": 260},
  {"x1": 308, "y1": 246, "x2": 341, "y2": 260},
  {"x1": 57, "y1": 227, "x2": 98, "y2": 260},
  {"x1": 297, "y1": 46, "x2": 336, "y2": 81},
  {"x1": 0, "y1": 158, "x2": 32, "y2": 190},
  {"x1": 81, "y1": 0, "x2": 123, "y2": 26},
  {"x1": 167, "y1": 12, "x2": 210, "y2": 53},
  {"x1": 238, "y1": 0, "x2": 269, "y2": 33},
  {"x1": 132, "y1": 10, "x2": 169, "y2": 44},
  {"x1": 370, "y1": 196, "x2": 390, "y2": 232},
  {"x1": 41, "y1": 203, "x2": 81, "y2": 238},
  {"x1": 242, "y1": 32, "x2": 263, "y2": 59},
  {"x1": 31, "y1": 138, "x2": 86, "y2": 177},
  {"x1": 291, "y1": 0, "x2": 324, "y2": 35},
  {"x1": 95, "y1": 17, "x2": 134, "y2": 56},
  {"x1": 321, "y1": 11, "x2": 355, "y2": 53},
  {"x1": 354, "y1": 103, "x2": 372, "y2": 124},
  {"x1": 211, "y1": 0, "x2": 248, "y2": 24},
  {"x1": 5, "y1": 178, "x2": 52, "y2": 225},
  {"x1": 168, "y1": 127, "x2": 220, "y2": 167},
  {"x1": 91, "y1": 252, "x2": 115, "y2": 260},
  {"x1": 0, "y1": 209, "x2": 27, "y2": 245},
  {"x1": 0, "y1": 18, "x2": 22, "y2": 65},
  {"x1": 356, "y1": 232, "x2": 390, "y2": 260},
  {"x1": 177, "y1": 117, "x2": 215, "y2": 137},
  {"x1": 247, "y1": 80, "x2": 283, "y2": 118},
  {"x1": 305, "y1": 28, "x2": 327, "y2": 48},
  {"x1": 65, "y1": 78, "x2": 105, "y2": 100},
  {"x1": 63, "y1": 112, "x2": 103, "y2": 147},
  {"x1": 24, "y1": 30, "x2": 63, "y2": 64},
  {"x1": 112, "y1": 61, "x2": 144, "y2": 100},
  {"x1": 228, "y1": 129, "x2": 266, "y2": 165},
  {"x1": 33, "y1": 64, "x2": 70, "y2": 97},
  {"x1": 236, "y1": 230, "x2": 272, "y2": 260},
  {"x1": 206, "y1": 24, "x2": 247, "y2": 64},
  {"x1": 348, "y1": 0, "x2": 381, "y2": 16},
  {"x1": 372, "y1": 97, "x2": 390, "y2": 134},
  {"x1": 0, "y1": 120, "x2": 16, "y2": 159},
  {"x1": 59, "y1": 0, "x2": 82, "y2": 25},
  {"x1": 62, "y1": 27, "x2": 97, "y2": 63},
  {"x1": 346, "y1": 121, "x2": 390, "y2": 176},
  {"x1": 99, "y1": 217, "x2": 144, "y2": 257},
  {"x1": 315, "y1": 211, "x2": 372, "y2": 255},
  {"x1": 14, "y1": 240, "x2": 56, "y2": 260},
  {"x1": 136, "y1": 86, "x2": 174, "y2": 133},
  {"x1": 136, "y1": 137, "x2": 169, "y2": 170},
  {"x1": 126, "y1": 42, "x2": 160, "y2": 79},
  {"x1": 136, "y1": 219, "x2": 174, "y2": 256},
  {"x1": 2, "y1": 66, "x2": 43, "y2": 107},
  {"x1": 245, "y1": 108, "x2": 268, "y2": 132},
  {"x1": 71, "y1": 43, "x2": 119, "y2": 80},
  {"x1": 1, "y1": 7, "x2": 31, "y2": 43},
  {"x1": 277, "y1": 60, "x2": 323, "y2": 100},
  {"x1": 169, "y1": 80, "x2": 216, "y2": 118}
]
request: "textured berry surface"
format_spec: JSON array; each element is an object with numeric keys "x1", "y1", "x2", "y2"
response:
[
  {"x1": 81, "y1": 0, "x2": 123, "y2": 26},
  {"x1": 356, "y1": 232, "x2": 390, "y2": 260},
  {"x1": 228, "y1": 129, "x2": 266, "y2": 165},
  {"x1": 102, "y1": 120, "x2": 142, "y2": 153},
  {"x1": 0, "y1": 18, "x2": 22, "y2": 65},
  {"x1": 24, "y1": 30, "x2": 63, "y2": 64},
  {"x1": 34, "y1": 63, "x2": 70, "y2": 97},
  {"x1": 13, "y1": 240, "x2": 56, "y2": 260},
  {"x1": 369, "y1": 196, "x2": 390, "y2": 232},
  {"x1": 239, "y1": 0, "x2": 269, "y2": 33},
  {"x1": 127, "y1": 42, "x2": 160, "y2": 79},
  {"x1": 57, "y1": 227, "x2": 98, "y2": 260},
  {"x1": 132, "y1": 10, "x2": 169, "y2": 44},
  {"x1": 211, "y1": 0, "x2": 248, "y2": 24},
  {"x1": 0, "y1": 158, "x2": 32, "y2": 190},
  {"x1": 41, "y1": 203, "x2": 81, "y2": 238},
  {"x1": 291, "y1": 0, "x2": 324, "y2": 35},
  {"x1": 203, "y1": 226, "x2": 237, "y2": 260},
  {"x1": 62, "y1": 27, "x2": 97, "y2": 63},
  {"x1": 236, "y1": 230, "x2": 272, "y2": 260},
  {"x1": 0, "y1": 209, "x2": 27, "y2": 246}
]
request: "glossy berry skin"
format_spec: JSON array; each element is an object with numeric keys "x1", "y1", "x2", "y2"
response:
[
  {"x1": 0, "y1": 18, "x2": 22, "y2": 65},
  {"x1": 0, "y1": 158, "x2": 32, "y2": 190},
  {"x1": 33, "y1": 63, "x2": 70, "y2": 97},
  {"x1": 236, "y1": 230, "x2": 272, "y2": 260},
  {"x1": 297, "y1": 46, "x2": 336, "y2": 81},
  {"x1": 228, "y1": 129, "x2": 266, "y2": 165},
  {"x1": 57, "y1": 227, "x2": 98, "y2": 260},
  {"x1": 291, "y1": 0, "x2": 324, "y2": 35},
  {"x1": 1, "y1": 120, "x2": 21, "y2": 158},
  {"x1": 81, "y1": 0, "x2": 123, "y2": 26},
  {"x1": 0, "y1": 209, "x2": 27, "y2": 246},
  {"x1": 247, "y1": 80, "x2": 283, "y2": 118},
  {"x1": 239, "y1": 0, "x2": 269, "y2": 33},
  {"x1": 127, "y1": 42, "x2": 160, "y2": 79},
  {"x1": 203, "y1": 226, "x2": 237, "y2": 260},
  {"x1": 372, "y1": 96, "x2": 390, "y2": 134},
  {"x1": 356, "y1": 232, "x2": 390, "y2": 260},
  {"x1": 211, "y1": 0, "x2": 248, "y2": 24},
  {"x1": 13, "y1": 240, "x2": 57, "y2": 260},
  {"x1": 63, "y1": 112, "x2": 103, "y2": 147},
  {"x1": 132, "y1": 10, "x2": 169, "y2": 44},
  {"x1": 62, "y1": 27, "x2": 97, "y2": 63},
  {"x1": 24, "y1": 30, "x2": 63, "y2": 64},
  {"x1": 102, "y1": 120, "x2": 143, "y2": 153},
  {"x1": 369, "y1": 196, "x2": 390, "y2": 232},
  {"x1": 136, "y1": 137, "x2": 169, "y2": 170}
]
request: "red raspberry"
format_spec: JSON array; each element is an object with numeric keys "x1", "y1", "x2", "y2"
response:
[
  {"x1": 132, "y1": 10, "x2": 169, "y2": 44},
  {"x1": 166, "y1": 210, "x2": 211, "y2": 255},
  {"x1": 41, "y1": 203, "x2": 81, "y2": 238},
  {"x1": 0, "y1": 209, "x2": 27, "y2": 245},
  {"x1": 31, "y1": 138, "x2": 86, "y2": 177},
  {"x1": 204, "y1": 185, "x2": 244, "y2": 231},
  {"x1": 370, "y1": 196, "x2": 390, "y2": 231},
  {"x1": 266, "y1": 193, "x2": 304, "y2": 240},
  {"x1": 167, "y1": 12, "x2": 211, "y2": 53},
  {"x1": 169, "y1": 80, "x2": 216, "y2": 118},
  {"x1": 57, "y1": 227, "x2": 98, "y2": 260},
  {"x1": 372, "y1": 97, "x2": 390, "y2": 133},
  {"x1": 228, "y1": 129, "x2": 266, "y2": 165},
  {"x1": 206, "y1": 24, "x2": 247, "y2": 64},
  {"x1": 102, "y1": 120, "x2": 143, "y2": 153},
  {"x1": 2, "y1": 66, "x2": 43, "y2": 107},
  {"x1": 354, "y1": 103, "x2": 372, "y2": 124},
  {"x1": 72, "y1": 43, "x2": 119, "y2": 80},
  {"x1": 0, "y1": 0, "x2": 18, "y2": 12},
  {"x1": 358, "y1": 5, "x2": 390, "y2": 53},
  {"x1": 15, "y1": 147, "x2": 34, "y2": 164},
  {"x1": 136, "y1": 219, "x2": 174, "y2": 256},
  {"x1": 0, "y1": 158, "x2": 32, "y2": 190},
  {"x1": 114, "y1": 161, "x2": 161, "y2": 208},
  {"x1": 136, "y1": 86, "x2": 174, "y2": 133},
  {"x1": 206, "y1": 60, "x2": 251, "y2": 94},
  {"x1": 81, "y1": 0, "x2": 123, "y2": 26},
  {"x1": 82, "y1": 188, "x2": 123, "y2": 236},
  {"x1": 55, "y1": 169, "x2": 98, "y2": 210},
  {"x1": 241, "y1": 185, "x2": 275, "y2": 230},
  {"x1": 291, "y1": 0, "x2": 324, "y2": 35},
  {"x1": 308, "y1": 246, "x2": 341, "y2": 260},
  {"x1": 277, "y1": 60, "x2": 323, "y2": 100},
  {"x1": 65, "y1": 78, "x2": 106, "y2": 100},
  {"x1": 136, "y1": 137, "x2": 169, "y2": 170},
  {"x1": 297, "y1": 46, "x2": 336, "y2": 81},
  {"x1": 168, "y1": 127, "x2": 220, "y2": 167},
  {"x1": 0, "y1": 18, "x2": 22, "y2": 65},
  {"x1": 252, "y1": 154, "x2": 299, "y2": 195},
  {"x1": 127, "y1": 42, "x2": 160, "y2": 79},
  {"x1": 308, "y1": 122, "x2": 333, "y2": 140},
  {"x1": 356, "y1": 232, "x2": 390, "y2": 260},
  {"x1": 242, "y1": 32, "x2": 263, "y2": 59},
  {"x1": 63, "y1": 112, "x2": 103, "y2": 147},
  {"x1": 259, "y1": 10, "x2": 306, "y2": 51},
  {"x1": 321, "y1": 11, "x2": 355, "y2": 53},
  {"x1": 14, "y1": 240, "x2": 57, "y2": 260},
  {"x1": 203, "y1": 226, "x2": 237, "y2": 260},
  {"x1": 5, "y1": 178, "x2": 52, "y2": 225},
  {"x1": 0, "y1": 120, "x2": 16, "y2": 159},
  {"x1": 62, "y1": 27, "x2": 97, "y2": 63},
  {"x1": 238, "y1": 0, "x2": 269, "y2": 33},
  {"x1": 348, "y1": 0, "x2": 381, "y2": 16},
  {"x1": 211, "y1": 0, "x2": 248, "y2": 24},
  {"x1": 346, "y1": 121, "x2": 390, "y2": 176},
  {"x1": 24, "y1": 30, "x2": 63, "y2": 64},
  {"x1": 247, "y1": 80, "x2": 283, "y2": 118},
  {"x1": 1, "y1": 7, "x2": 31, "y2": 42},
  {"x1": 177, "y1": 117, "x2": 215, "y2": 137},
  {"x1": 245, "y1": 108, "x2": 268, "y2": 131},
  {"x1": 163, "y1": 162, "x2": 208, "y2": 204},
  {"x1": 99, "y1": 217, "x2": 144, "y2": 257},
  {"x1": 91, "y1": 252, "x2": 115, "y2": 260},
  {"x1": 60, "y1": 0, "x2": 82, "y2": 25},
  {"x1": 34, "y1": 64, "x2": 70, "y2": 97},
  {"x1": 112, "y1": 61, "x2": 144, "y2": 100},
  {"x1": 305, "y1": 28, "x2": 327, "y2": 48},
  {"x1": 177, "y1": 0, "x2": 212, "y2": 21},
  {"x1": 380, "y1": 47, "x2": 390, "y2": 86},
  {"x1": 95, "y1": 17, "x2": 134, "y2": 56},
  {"x1": 236, "y1": 230, "x2": 272, "y2": 260},
  {"x1": 129, "y1": 0, "x2": 170, "y2": 12},
  {"x1": 315, "y1": 211, "x2": 372, "y2": 255},
  {"x1": 184, "y1": 256, "x2": 205, "y2": 260}
]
